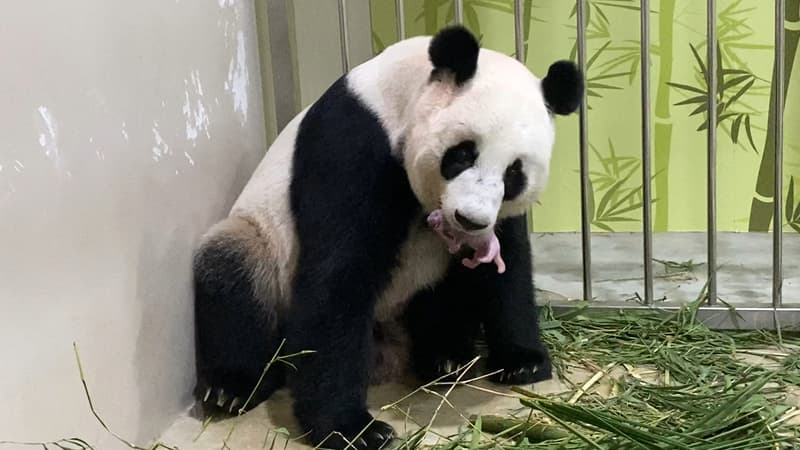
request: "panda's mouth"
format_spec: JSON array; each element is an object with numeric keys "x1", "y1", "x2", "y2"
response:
[{"x1": 426, "y1": 209, "x2": 506, "y2": 273}]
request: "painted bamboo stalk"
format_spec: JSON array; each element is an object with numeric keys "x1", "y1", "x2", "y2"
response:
[
  {"x1": 653, "y1": 0, "x2": 676, "y2": 231},
  {"x1": 747, "y1": 0, "x2": 800, "y2": 231}
]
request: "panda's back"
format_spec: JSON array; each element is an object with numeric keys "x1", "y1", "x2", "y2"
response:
[
  {"x1": 216, "y1": 107, "x2": 311, "y2": 305},
  {"x1": 216, "y1": 67, "x2": 448, "y2": 320}
]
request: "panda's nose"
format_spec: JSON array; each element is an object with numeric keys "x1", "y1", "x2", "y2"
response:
[{"x1": 455, "y1": 210, "x2": 490, "y2": 231}]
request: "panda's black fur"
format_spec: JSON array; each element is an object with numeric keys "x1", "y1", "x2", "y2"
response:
[{"x1": 193, "y1": 26, "x2": 582, "y2": 450}]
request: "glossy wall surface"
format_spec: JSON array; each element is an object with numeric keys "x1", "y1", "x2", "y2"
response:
[{"x1": 0, "y1": 0, "x2": 267, "y2": 447}]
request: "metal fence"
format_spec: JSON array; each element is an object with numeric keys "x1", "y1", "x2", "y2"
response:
[
  {"x1": 273, "y1": 0, "x2": 800, "y2": 331},
  {"x1": 566, "y1": 0, "x2": 797, "y2": 330}
]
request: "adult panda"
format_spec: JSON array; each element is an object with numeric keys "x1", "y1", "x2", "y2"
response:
[{"x1": 193, "y1": 25, "x2": 582, "y2": 450}]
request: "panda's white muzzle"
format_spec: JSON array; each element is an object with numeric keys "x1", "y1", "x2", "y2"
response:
[{"x1": 441, "y1": 169, "x2": 503, "y2": 235}]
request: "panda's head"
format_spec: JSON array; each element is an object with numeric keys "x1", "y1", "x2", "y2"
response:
[{"x1": 401, "y1": 26, "x2": 583, "y2": 235}]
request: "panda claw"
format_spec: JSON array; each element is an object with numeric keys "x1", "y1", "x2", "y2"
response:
[
  {"x1": 443, "y1": 360, "x2": 454, "y2": 374},
  {"x1": 202, "y1": 386, "x2": 212, "y2": 403},
  {"x1": 229, "y1": 397, "x2": 242, "y2": 414},
  {"x1": 216, "y1": 388, "x2": 228, "y2": 407}
]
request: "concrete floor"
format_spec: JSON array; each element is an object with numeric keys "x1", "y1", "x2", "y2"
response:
[
  {"x1": 533, "y1": 231, "x2": 799, "y2": 306},
  {"x1": 157, "y1": 374, "x2": 576, "y2": 450},
  {"x1": 156, "y1": 231, "x2": 800, "y2": 448}
]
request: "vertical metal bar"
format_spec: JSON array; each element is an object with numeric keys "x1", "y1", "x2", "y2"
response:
[
  {"x1": 773, "y1": 0, "x2": 785, "y2": 307},
  {"x1": 454, "y1": 0, "x2": 464, "y2": 25},
  {"x1": 640, "y1": 0, "x2": 654, "y2": 305},
  {"x1": 707, "y1": 0, "x2": 718, "y2": 305},
  {"x1": 513, "y1": 0, "x2": 524, "y2": 63},
  {"x1": 513, "y1": 1, "x2": 531, "y2": 230},
  {"x1": 395, "y1": 0, "x2": 405, "y2": 40},
  {"x1": 338, "y1": 0, "x2": 351, "y2": 73},
  {"x1": 576, "y1": 0, "x2": 593, "y2": 301}
]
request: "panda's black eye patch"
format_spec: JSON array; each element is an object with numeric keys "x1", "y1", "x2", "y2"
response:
[
  {"x1": 503, "y1": 159, "x2": 527, "y2": 201},
  {"x1": 440, "y1": 140, "x2": 477, "y2": 180}
]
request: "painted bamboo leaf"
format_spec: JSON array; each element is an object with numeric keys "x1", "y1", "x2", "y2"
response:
[
  {"x1": 674, "y1": 95, "x2": 707, "y2": 106},
  {"x1": 727, "y1": 78, "x2": 755, "y2": 106},
  {"x1": 744, "y1": 115, "x2": 757, "y2": 152},
  {"x1": 787, "y1": 176, "x2": 795, "y2": 225},
  {"x1": 596, "y1": 178, "x2": 630, "y2": 219},
  {"x1": 787, "y1": 177, "x2": 800, "y2": 233},
  {"x1": 669, "y1": 38, "x2": 761, "y2": 152},
  {"x1": 730, "y1": 114, "x2": 743, "y2": 144},
  {"x1": 666, "y1": 82, "x2": 705, "y2": 95},
  {"x1": 586, "y1": 137, "x2": 659, "y2": 231}
]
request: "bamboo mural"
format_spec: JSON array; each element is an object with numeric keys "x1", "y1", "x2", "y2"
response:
[
  {"x1": 653, "y1": 0, "x2": 675, "y2": 231},
  {"x1": 748, "y1": 0, "x2": 800, "y2": 231},
  {"x1": 369, "y1": 0, "x2": 800, "y2": 234}
]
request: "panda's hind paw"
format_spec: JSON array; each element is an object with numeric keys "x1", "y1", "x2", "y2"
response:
[{"x1": 194, "y1": 383, "x2": 249, "y2": 419}]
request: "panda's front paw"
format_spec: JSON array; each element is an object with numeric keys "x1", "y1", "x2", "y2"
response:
[
  {"x1": 315, "y1": 418, "x2": 396, "y2": 450},
  {"x1": 432, "y1": 357, "x2": 477, "y2": 381},
  {"x1": 413, "y1": 349, "x2": 477, "y2": 384},
  {"x1": 487, "y1": 344, "x2": 552, "y2": 385}
]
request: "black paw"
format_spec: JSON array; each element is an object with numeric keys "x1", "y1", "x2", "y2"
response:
[
  {"x1": 194, "y1": 368, "x2": 285, "y2": 419},
  {"x1": 414, "y1": 354, "x2": 477, "y2": 383},
  {"x1": 487, "y1": 344, "x2": 552, "y2": 385},
  {"x1": 412, "y1": 340, "x2": 477, "y2": 384},
  {"x1": 194, "y1": 369, "x2": 283, "y2": 418},
  {"x1": 316, "y1": 419, "x2": 396, "y2": 450},
  {"x1": 195, "y1": 383, "x2": 249, "y2": 417}
]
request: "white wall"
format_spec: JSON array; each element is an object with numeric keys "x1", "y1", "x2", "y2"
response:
[{"x1": 0, "y1": 0, "x2": 267, "y2": 448}]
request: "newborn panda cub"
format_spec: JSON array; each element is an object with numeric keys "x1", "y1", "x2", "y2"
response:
[{"x1": 192, "y1": 25, "x2": 583, "y2": 450}]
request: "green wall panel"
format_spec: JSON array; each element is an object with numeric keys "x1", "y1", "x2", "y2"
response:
[{"x1": 369, "y1": 0, "x2": 800, "y2": 233}]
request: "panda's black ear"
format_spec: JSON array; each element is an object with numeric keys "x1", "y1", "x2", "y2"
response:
[
  {"x1": 542, "y1": 60, "x2": 584, "y2": 115},
  {"x1": 428, "y1": 26, "x2": 480, "y2": 85}
]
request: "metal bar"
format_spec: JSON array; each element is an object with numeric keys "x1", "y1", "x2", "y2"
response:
[
  {"x1": 640, "y1": 0, "x2": 654, "y2": 305},
  {"x1": 337, "y1": 0, "x2": 351, "y2": 73},
  {"x1": 395, "y1": 0, "x2": 405, "y2": 40},
  {"x1": 454, "y1": 0, "x2": 464, "y2": 25},
  {"x1": 547, "y1": 302, "x2": 800, "y2": 331},
  {"x1": 706, "y1": 0, "x2": 718, "y2": 305},
  {"x1": 576, "y1": 0, "x2": 592, "y2": 301},
  {"x1": 774, "y1": 0, "x2": 785, "y2": 308},
  {"x1": 513, "y1": 1, "x2": 530, "y2": 230},
  {"x1": 513, "y1": 0, "x2": 524, "y2": 63}
]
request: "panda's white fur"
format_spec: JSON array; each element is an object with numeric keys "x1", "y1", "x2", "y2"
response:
[
  {"x1": 220, "y1": 107, "x2": 310, "y2": 314},
  {"x1": 193, "y1": 25, "x2": 582, "y2": 450}
]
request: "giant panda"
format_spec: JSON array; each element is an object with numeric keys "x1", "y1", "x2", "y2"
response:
[{"x1": 192, "y1": 25, "x2": 582, "y2": 450}]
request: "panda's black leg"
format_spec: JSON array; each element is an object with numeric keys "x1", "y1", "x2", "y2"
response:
[
  {"x1": 479, "y1": 215, "x2": 552, "y2": 385},
  {"x1": 193, "y1": 231, "x2": 286, "y2": 417},
  {"x1": 405, "y1": 268, "x2": 482, "y2": 384},
  {"x1": 284, "y1": 268, "x2": 395, "y2": 450}
]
